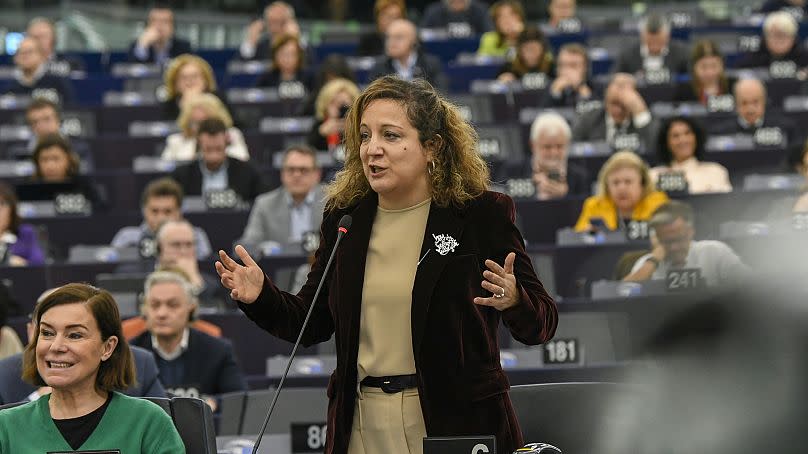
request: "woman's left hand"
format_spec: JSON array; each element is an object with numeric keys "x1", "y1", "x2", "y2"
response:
[{"x1": 474, "y1": 252, "x2": 520, "y2": 311}]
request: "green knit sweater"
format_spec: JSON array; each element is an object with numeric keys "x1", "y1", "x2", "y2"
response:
[{"x1": 0, "y1": 391, "x2": 185, "y2": 453}]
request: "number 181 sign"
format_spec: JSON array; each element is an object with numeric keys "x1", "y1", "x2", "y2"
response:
[{"x1": 543, "y1": 338, "x2": 581, "y2": 365}]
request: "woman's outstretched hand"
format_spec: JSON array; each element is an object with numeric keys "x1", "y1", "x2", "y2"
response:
[{"x1": 215, "y1": 245, "x2": 265, "y2": 304}]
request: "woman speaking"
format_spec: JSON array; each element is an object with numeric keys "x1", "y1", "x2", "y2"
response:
[{"x1": 216, "y1": 75, "x2": 558, "y2": 454}]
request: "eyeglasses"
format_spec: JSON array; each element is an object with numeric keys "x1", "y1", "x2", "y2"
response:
[{"x1": 282, "y1": 166, "x2": 315, "y2": 175}]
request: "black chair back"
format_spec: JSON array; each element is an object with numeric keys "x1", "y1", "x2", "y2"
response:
[{"x1": 171, "y1": 397, "x2": 218, "y2": 454}]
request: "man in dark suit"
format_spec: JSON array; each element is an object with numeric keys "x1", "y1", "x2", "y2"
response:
[
  {"x1": 367, "y1": 19, "x2": 448, "y2": 91},
  {"x1": 128, "y1": 4, "x2": 192, "y2": 65},
  {"x1": 711, "y1": 78, "x2": 796, "y2": 145},
  {"x1": 239, "y1": 1, "x2": 302, "y2": 60},
  {"x1": 130, "y1": 270, "x2": 246, "y2": 411},
  {"x1": 3, "y1": 37, "x2": 75, "y2": 105},
  {"x1": 571, "y1": 72, "x2": 658, "y2": 152},
  {"x1": 171, "y1": 118, "x2": 266, "y2": 202},
  {"x1": 612, "y1": 14, "x2": 690, "y2": 78},
  {"x1": 26, "y1": 17, "x2": 85, "y2": 75},
  {"x1": 0, "y1": 345, "x2": 166, "y2": 405},
  {"x1": 420, "y1": 0, "x2": 493, "y2": 36}
]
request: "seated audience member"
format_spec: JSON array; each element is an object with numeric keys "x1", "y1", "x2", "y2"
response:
[
  {"x1": 737, "y1": 11, "x2": 808, "y2": 70},
  {"x1": 623, "y1": 201, "x2": 748, "y2": 286},
  {"x1": 131, "y1": 270, "x2": 246, "y2": 408},
  {"x1": 255, "y1": 33, "x2": 312, "y2": 91},
  {"x1": 238, "y1": 145, "x2": 325, "y2": 251},
  {"x1": 541, "y1": 43, "x2": 594, "y2": 107},
  {"x1": 712, "y1": 78, "x2": 795, "y2": 144},
  {"x1": 367, "y1": 19, "x2": 448, "y2": 91},
  {"x1": 575, "y1": 150, "x2": 668, "y2": 232},
  {"x1": 650, "y1": 116, "x2": 732, "y2": 194},
  {"x1": 421, "y1": 0, "x2": 493, "y2": 36},
  {"x1": 0, "y1": 290, "x2": 23, "y2": 360},
  {"x1": 572, "y1": 73, "x2": 657, "y2": 151},
  {"x1": 128, "y1": 3, "x2": 191, "y2": 65},
  {"x1": 6, "y1": 98, "x2": 93, "y2": 167},
  {"x1": 171, "y1": 118, "x2": 266, "y2": 202},
  {"x1": 28, "y1": 133, "x2": 105, "y2": 209},
  {"x1": 0, "y1": 304, "x2": 166, "y2": 404},
  {"x1": 358, "y1": 0, "x2": 407, "y2": 57},
  {"x1": 0, "y1": 283, "x2": 184, "y2": 452},
  {"x1": 477, "y1": 0, "x2": 525, "y2": 58},
  {"x1": 4, "y1": 37, "x2": 74, "y2": 105},
  {"x1": 675, "y1": 39, "x2": 734, "y2": 104},
  {"x1": 25, "y1": 17, "x2": 83, "y2": 75},
  {"x1": 0, "y1": 182, "x2": 45, "y2": 266},
  {"x1": 612, "y1": 14, "x2": 689, "y2": 78},
  {"x1": 545, "y1": 0, "x2": 579, "y2": 30},
  {"x1": 516, "y1": 112, "x2": 590, "y2": 199},
  {"x1": 111, "y1": 177, "x2": 212, "y2": 260},
  {"x1": 297, "y1": 53, "x2": 356, "y2": 116},
  {"x1": 497, "y1": 26, "x2": 554, "y2": 83},
  {"x1": 760, "y1": 0, "x2": 808, "y2": 14},
  {"x1": 239, "y1": 1, "x2": 301, "y2": 61},
  {"x1": 307, "y1": 78, "x2": 360, "y2": 151},
  {"x1": 153, "y1": 220, "x2": 226, "y2": 305},
  {"x1": 162, "y1": 93, "x2": 249, "y2": 162},
  {"x1": 161, "y1": 53, "x2": 219, "y2": 121}
]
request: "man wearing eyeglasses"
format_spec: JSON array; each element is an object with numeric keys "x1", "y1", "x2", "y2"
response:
[{"x1": 237, "y1": 145, "x2": 325, "y2": 254}]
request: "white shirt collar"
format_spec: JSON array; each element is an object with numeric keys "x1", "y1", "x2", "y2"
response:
[{"x1": 152, "y1": 327, "x2": 190, "y2": 361}]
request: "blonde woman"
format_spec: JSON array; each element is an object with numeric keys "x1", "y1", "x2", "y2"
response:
[
  {"x1": 217, "y1": 76, "x2": 557, "y2": 454},
  {"x1": 575, "y1": 150, "x2": 669, "y2": 231},
  {"x1": 161, "y1": 93, "x2": 249, "y2": 162},
  {"x1": 162, "y1": 54, "x2": 218, "y2": 120},
  {"x1": 307, "y1": 77, "x2": 361, "y2": 151}
]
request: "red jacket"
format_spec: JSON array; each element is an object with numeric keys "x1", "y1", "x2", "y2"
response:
[{"x1": 239, "y1": 190, "x2": 558, "y2": 454}]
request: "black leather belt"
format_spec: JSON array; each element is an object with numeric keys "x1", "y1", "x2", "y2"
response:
[{"x1": 360, "y1": 374, "x2": 419, "y2": 394}]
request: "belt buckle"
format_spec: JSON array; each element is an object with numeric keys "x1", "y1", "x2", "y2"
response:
[{"x1": 379, "y1": 379, "x2": 405, "y2": 394}]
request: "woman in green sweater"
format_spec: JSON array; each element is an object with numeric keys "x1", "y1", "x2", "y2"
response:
[{"x1": 0, "y1": 283, "x2": 185, "y2": 453}]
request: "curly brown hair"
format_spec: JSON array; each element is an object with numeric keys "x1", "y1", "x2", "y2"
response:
[{"x1": 326, "y1": 76, "x2": 490, "y2": 210}]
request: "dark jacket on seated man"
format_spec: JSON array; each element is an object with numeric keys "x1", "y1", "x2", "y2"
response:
[
  {"x1": 171, "y1": 156, "x2": 267, "y2": 202},
  {"x1": 0, "y1": 346, "x2": 166, "y2": 405},
  {"x1": 571, "y1": 107, "x2": 658, "y2": 151},
  {"x1": 130, "y1": 327, "x2": 247, "y2": 398},
  {"x1": 127, "y1": 36, "x2": 192, "y2": 63},
  {"x1": 2, "y1": 73, "x2": 75, "y2": 105},
  {"x1": 735, "y1": 44, "x2": 808, "y2": 69},
  {"x1": 710, "y1": 112, "x2": 797, "y2": 145},
  {"x1": 367, "y1": 52, "x2": 448, "y2": 92},
  {"x1": 612, "y1": 40, "x2": 690, "y2": 76},
  {"x1": 497, "y1": 159, "x2": 591, "y2": 197}
]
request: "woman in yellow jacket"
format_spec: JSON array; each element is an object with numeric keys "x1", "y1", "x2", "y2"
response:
[
  {"x1": 477, "y1": 0, "x2": 526, "y2": 58},
  {"x1": 575, "y1": 150, "x2": 668, "y2": 231}
]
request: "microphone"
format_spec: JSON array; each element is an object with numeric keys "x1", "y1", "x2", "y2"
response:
[{"x1": 252, "y1": 214, "x2": 352, "y2": 454}]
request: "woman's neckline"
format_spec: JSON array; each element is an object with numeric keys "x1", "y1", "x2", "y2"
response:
[{"x1": 378, "y1": 198, "x2": 431, "y2": 213}]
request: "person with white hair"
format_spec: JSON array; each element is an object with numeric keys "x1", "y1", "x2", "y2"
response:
[
  {"x1": 527, "y1": 112, "x2": 590, "y2": 199},
  {"x1": 737, "y1": 10, "x2": 808, "y2": 69},
  {"x1": 712, "y1": 77, "x2": 796, "y2": 144},
  {"x1": 612, "y1": 14, "x2": 690, "y2": 77}
]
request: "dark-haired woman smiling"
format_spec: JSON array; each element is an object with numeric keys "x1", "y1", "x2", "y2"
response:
[
  {"x1": 0, "y1": 283, "x2": 184, "y2": 453},
  {"x1": 650, "y1": 116, "x2": 732, "y2": 194}
]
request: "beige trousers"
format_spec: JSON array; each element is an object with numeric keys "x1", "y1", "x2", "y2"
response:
[{"x1": 346, "y1": 386, "x2": 427, "y2": 454}]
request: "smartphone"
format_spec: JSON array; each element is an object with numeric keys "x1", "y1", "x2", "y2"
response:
[
  {"x1": 546, "y1": 169, "x2": 564, "y2": 182},
  {"x1": 589, "y1": 217, "x2": 607, "y2": 231},
  {"x1": 338, "y1": 104, "x2": 350, "y2": 118}
]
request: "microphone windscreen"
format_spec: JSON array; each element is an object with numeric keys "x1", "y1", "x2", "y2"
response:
[{"x1": 338, "y1": 214, "x2": 352, "y2": 231}]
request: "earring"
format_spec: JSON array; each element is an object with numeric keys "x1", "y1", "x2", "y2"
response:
[{"x1": 428, "y1": 161, "x2": 435, "y2": 175}]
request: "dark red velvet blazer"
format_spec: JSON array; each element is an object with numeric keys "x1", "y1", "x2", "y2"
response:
[{"x1": 239, "y1": 190, "x2": 558, "y2": 454}]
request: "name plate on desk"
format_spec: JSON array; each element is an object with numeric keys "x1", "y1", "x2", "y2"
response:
[
  {"x1": 477, "y1": 138, "x2": 502, "y2": 159},
  {"x1": 644, "y1": 68, "x2": 670, "y2": 85},
  {"x1": 447, "y1": 22, "x2": 473, "y2": 38},
  {"x1": 54, "y1": 193, "x2": 91, "y2": 215},
  {"x1": 625, "y1": 220, "x2": 650, "y2": 241},
  {"x1": 204, "y1": 189, "x2": 241, "y2": 210},
  {"x1": 753, "y1": 127, "x2": 785, "y2": 147},
  {"x1": 557, "y1": 17, "x2": 583, "y2": 33},
  {"x1": 521, "y1": 72, "x2": 548, "y2": 90},
  {"x1": 666, "y1": 268, "x2": 703, "y2": 292},
  {"x1": 656, "y1": 171, "x2": 688, "y2": 194},
  {"x1": 792, "y1": 212, "x2": 808, "y2": 231},
  {"x1": 278, "y1": 81, "x2": 306, "y2": 99},
  {"x1": 543, "y1": 338, "x2": 581, "y2": 365},
  {"x1": 769, "y1": 60, "x2": 797, "y2": 79},
  {"x1": 424, "y1": 436, "x2": 497, "y2": 454},
  {"x1": 291, "y1": 422, "x2": 328, "y2": 453},
  {"x1": 707, "y1": 94, "x2": 735, "y2": 113},
  {"x1": 49, "y1": 451, "x2": 121, "y2": 454},
  {"x1": 505, "y1": 178, "x2": 536, "y2": 198},
  {"x1": 613, "y1": 133, "x2": 641, "y2": 152}
]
